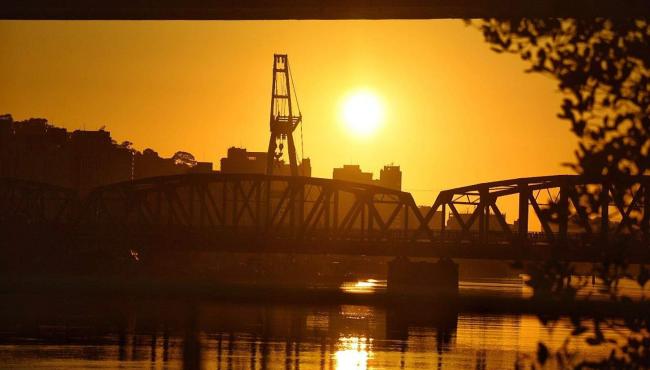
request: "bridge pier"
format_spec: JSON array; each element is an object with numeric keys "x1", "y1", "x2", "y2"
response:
[{"x1": 387, "y1": 257, "x2": 459, "y2": 296}]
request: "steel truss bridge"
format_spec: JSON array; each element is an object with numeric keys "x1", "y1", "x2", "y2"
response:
[{"x1": 1, "y1": 174, "x2": 649, "y2": 262}]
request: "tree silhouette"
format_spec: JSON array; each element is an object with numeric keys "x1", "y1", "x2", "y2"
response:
[
  {"x1": 479, "y1": 19, "x2": 650, "y2": 178},
  {"x1": 477, "y1": 18, "x2": 650, "y2": 368},
  {"x1": 142, "y1": 148, "x2": 159, "y2": 158},
  {"x1": 119, "y1": 140, "x2": 135, "y2": 151},
  {"x1": 172, "y1": 151, "x2": 197, "y2": 168}
]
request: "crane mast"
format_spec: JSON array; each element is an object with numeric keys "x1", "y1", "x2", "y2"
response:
[{"x1": 267, "y1": 54, "x2": 302, "y2": 176}]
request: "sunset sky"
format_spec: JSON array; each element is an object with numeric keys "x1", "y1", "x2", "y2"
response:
[{"x1": 0, "y1": 20, "x2": 576, "y2": 209}]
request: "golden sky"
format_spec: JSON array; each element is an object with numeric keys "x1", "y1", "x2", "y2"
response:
[{"x1": 0, "y1": 20, "x2": 576, "y2": 210}]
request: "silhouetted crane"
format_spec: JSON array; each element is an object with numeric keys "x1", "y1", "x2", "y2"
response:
[{"x1": 266, "y1": 54, "x2": 302, "y2": 176}]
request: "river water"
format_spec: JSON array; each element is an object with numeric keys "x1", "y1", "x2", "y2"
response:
[{"x1": 0, "y1": 276, "x2": 635, "y2": 370}]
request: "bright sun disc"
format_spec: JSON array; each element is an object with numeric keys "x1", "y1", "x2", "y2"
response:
[{"x1": 342, "y1": 90, "x2": 384, "y2": 136}]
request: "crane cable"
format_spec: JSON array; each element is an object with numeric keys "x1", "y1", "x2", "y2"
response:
[{"x1": 288, "y1": 63, "x2": 304, "y2": 165}]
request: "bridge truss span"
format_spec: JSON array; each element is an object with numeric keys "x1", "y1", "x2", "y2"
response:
[
  {"x1": 80, "y1": 173, "x2": 427, "y2": 248},
  {"x1": 416, "y1": 175, "x2": 650, "y2": 251},
  {"x1": 3, "y1": 174, "x2": 649, "y2": 260},
  {"x1": 0, "y1": 177, "x2": 77, "y2": 225}
]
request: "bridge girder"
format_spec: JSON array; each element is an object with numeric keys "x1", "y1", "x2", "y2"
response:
[
  {"x1": 79, "y1": 173, "x2": 425, "y2": 245},
  {"x1": 417, "y1": 175, "x2": 650, "y2": 248},
  {"x1": 2, "y1": 174, "x2": 649, "y2": 260},
  {"x1": 0, "y1": 177, "x2": 77, "y2": 225}
]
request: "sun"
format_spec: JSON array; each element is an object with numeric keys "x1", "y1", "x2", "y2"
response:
[{"x1": 341, "y1": 90, "x2": 384, "y2": 137}]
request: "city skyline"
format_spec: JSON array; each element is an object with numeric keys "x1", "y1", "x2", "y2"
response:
[
  {"x1": 0, "y1": 113, "x2": 395, "y2": 188},
  {"x1": 0, "y1": 20, "x2": 576, "y2": 206},
  {"x1": 2, "y1": 8, "x2": 650, "y2": 370}
]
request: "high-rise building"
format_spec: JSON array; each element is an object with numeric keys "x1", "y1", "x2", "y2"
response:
[
  {"x1": 0, "y1": 115, "x2": 212, "y2": 191},
  {"x1": 70, "y1": 130, "x2": 133, "y2": 192},
  {"x1": 377, "y1": 165, "x2": 402, "y2": 191}
]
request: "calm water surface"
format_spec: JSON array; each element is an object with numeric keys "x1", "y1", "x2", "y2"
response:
[{"x1": 0, "y1": 277, "x2": 635, "y2": 369}]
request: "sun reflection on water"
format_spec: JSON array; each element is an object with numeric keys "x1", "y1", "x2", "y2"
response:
[
  {"x1": 335, "y1": 336, "x2": 373, "y2": 370},
  {"x1": 340, "y1": 279, "x2": 384, "y2": 294}
]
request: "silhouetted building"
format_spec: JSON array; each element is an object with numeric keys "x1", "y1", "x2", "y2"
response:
[
  {"x1": 297, "y1": 158, "x2": 311, "y2": 177},
  {"x1": 71, "y1": 130, "x2": 133, "y2": 192},
  {"x1": 189, "y1": 162, "x2": 213, "y2": 173},
  {"x1": 0, "y1": 115, "x2": 11, "y2": 177},
  {"x1": 332, "y1": 165, "x2": 373, "y2": 185},
  {"x1": 1, "y1": 116, "x2": 75, "y2": 188},
  {"x1": 220, "y1": 147, "x2": 267, "y2": 174},
  {"x1": 377, "y1": 165, "x2": 402, "y2": 191},
  {"x1": 332, "y1": 164, "x2": 402, "y2": 191},
  {"x1": 220, "y1": 147, "x2": 311, "y2": 176},
  {"x1": 331, "y1": 164, "x2": 405, "y2": 231},
  {"x1": 0, "y1": 114, "x2": 214, "y2": 192},
  {"x1": 417, "y1": 207, "x2": 445, "y2": 231},
  {"x1": 134, "y1": 148, "x2": 184, "y2": 179}
]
